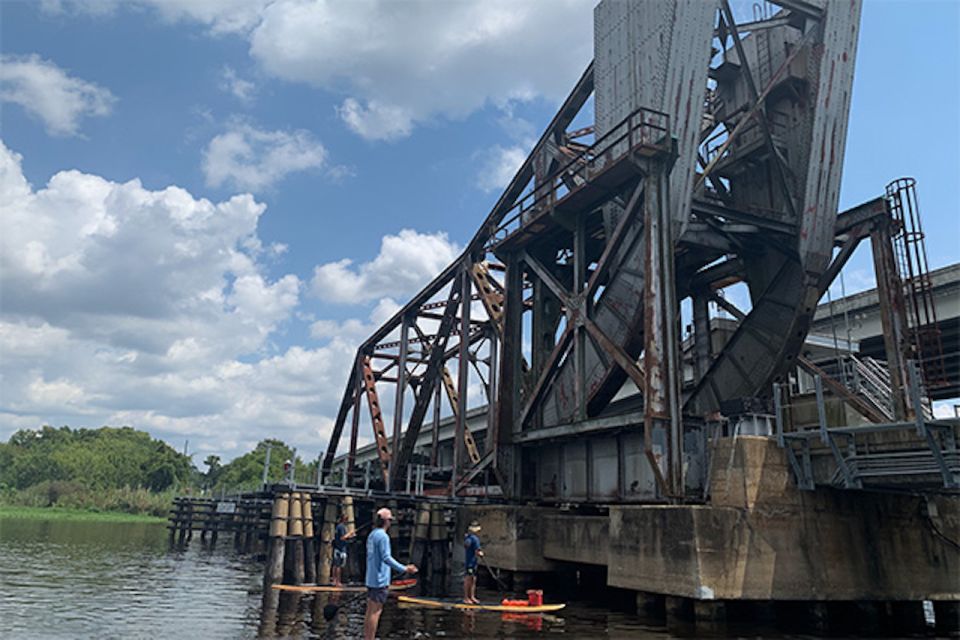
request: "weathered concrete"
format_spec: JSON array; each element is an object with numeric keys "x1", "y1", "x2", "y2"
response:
[
  {"x1": 470, "y1": 436, "x2": 960, "y2": 605},
  {"x1": 607, "y1": 436, "x2": 960, "y2": 600},
  {"x1": 455, "y1": 504, "x2": 555, "y2": 572},
  {"x1": 542, "y1": 514, "x2": 608, "y2": 566}
]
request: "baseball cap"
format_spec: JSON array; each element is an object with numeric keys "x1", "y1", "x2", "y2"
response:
[{"x1": 376, "y1": 507, "x2": 394, "y2": 520}]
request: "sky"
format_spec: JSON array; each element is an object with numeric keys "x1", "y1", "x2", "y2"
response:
[{"x1": 1, "y1": 0, "x2": 958, "y2": 463}]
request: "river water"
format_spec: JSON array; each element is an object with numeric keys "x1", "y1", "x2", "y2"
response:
[{"x1": 0, "y1": 516, "x2": 940, "y2": 639}]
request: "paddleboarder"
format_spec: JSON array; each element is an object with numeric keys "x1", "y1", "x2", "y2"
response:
[
  {"x1": 363, "y1": 507, "x2": 417, "y2": 640},
  {"x1": 331, "y1": 512, "x2": 355, "y2": 587},
  {"x1": 463, "y1": 520, "x2": 483, "y2": 604}
]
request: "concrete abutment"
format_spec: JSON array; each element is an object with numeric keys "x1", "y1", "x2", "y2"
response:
[{"x1": 463, "y1": 436, "x2": 959, "y2": 631}]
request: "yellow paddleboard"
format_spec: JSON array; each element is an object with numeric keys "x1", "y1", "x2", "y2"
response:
[
  {"x1": 397, "y1": 595, "x2": 565, "y2": 613},
  {"x1": 272, "y1": 579, "x2": 417, "y2": 593}
]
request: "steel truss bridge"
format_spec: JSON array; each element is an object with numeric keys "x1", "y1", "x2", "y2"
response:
[{"x1": 319, "y1": 0, "x2": 958, "y2": 501}]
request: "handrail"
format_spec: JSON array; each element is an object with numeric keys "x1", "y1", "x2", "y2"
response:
[{"x1": 487, "y1": 106, "x2": 671, "y2": 248}]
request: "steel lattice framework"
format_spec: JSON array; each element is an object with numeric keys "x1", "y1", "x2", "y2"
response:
[{"x1": 321, "y1": 0, "x2": 879, "y2": 500}]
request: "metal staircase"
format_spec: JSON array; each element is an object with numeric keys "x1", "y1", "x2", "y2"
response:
[
  {"x1": 778, "y1": 363, "x2": 959, "y2": 491},
  {"x1": 816, "y1": 354, "x2": 934, "y2": 422}
]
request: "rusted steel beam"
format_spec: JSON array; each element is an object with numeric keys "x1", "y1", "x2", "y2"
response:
[
  {"x1": 573, "y1": 212, "x2": 587, "y2": 421},
  {"x1": 817, "y1": 226, "x2": 867, "y2": 295},
  {"x1": 390, "y1": 278, "x2": 462, "y2": 486},
  {"x1": 583, "y1": 317, "x2": 645, "y2": 392},
  {"x1": 585, "y1": 180, "x2": 644, "y2": 299},
  {"x1": 454, "y1": 449, "x2": 494, "y2": 494},
  {"x1": 642, "y1": 163, "x2": 678, "y2": 497},
  {"x1": 361, "y1": 355, "x2": 391, "y2": 485},
  {"x1": 518, "y1": 324, "x2": 574, "y2": 429},
  {"x1": 494, "y1": 254, "x2": 524, "y2": 496},
  {"x1": 871, "y1": 216, "x2": 911, "y2": 420},
  {"x1": 470, "y1": 261, "x2": 505, "y2": 334},
  {"x1": 521, "y1": 250, "x2": 573, "y2": 308},
  {"x1": 453, "y1": 268, "x2": 475, "y2": 490}
]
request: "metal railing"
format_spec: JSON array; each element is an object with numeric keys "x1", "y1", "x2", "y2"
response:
[
  {"x1": 775, "y1": 361, "x2": 958, "y2": 490},
  {"x1": 488, "y1": 107, "x2": 671, "y2": 247}
]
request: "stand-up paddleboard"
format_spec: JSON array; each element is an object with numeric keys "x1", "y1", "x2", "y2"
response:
[
  {"x1": 397, "y1": 595, "x2": 565, "y2": 613},
  {"x1": 272, "y1": 579, "x2": 417, "y2": 593}
]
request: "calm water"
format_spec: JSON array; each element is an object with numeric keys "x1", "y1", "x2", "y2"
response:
[
  {"x1": 0, "y1": 517, "x2": 675, "y2": 639},
  {"x1": 0, "y1": 517, "x2": 940, "y2": 639}
]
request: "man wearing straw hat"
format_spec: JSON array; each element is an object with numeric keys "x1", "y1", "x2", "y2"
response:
[
  {"x1": 363, "y1": 507, "x2": 417, "y2": 640},
  {"x1": 463, "y1": 520, "x2": 484, "y2": 604}
]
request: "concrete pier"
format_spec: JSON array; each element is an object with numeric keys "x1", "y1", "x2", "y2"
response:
[{"x1": 465, "y1": 436, "x2": 960, "y2": 627}]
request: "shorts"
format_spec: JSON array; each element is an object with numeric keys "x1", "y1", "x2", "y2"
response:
[
  {"x1": 333, "y1": 549, "x2": 347, "y2": 567},
  {"x1": 367, "y1": 586, "x2": 389, "y2": 604},
  {"x1": 465, "y1": 566, "x2": 477, "y2": 576}
]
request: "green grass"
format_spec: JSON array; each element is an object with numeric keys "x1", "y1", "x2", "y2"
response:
[{"x1": 0, "y1": 505, "x2": 166, "y2": 523}]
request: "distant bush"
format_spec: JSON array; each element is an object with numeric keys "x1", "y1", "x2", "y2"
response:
[{"x1": 2, "y1": 481, "x2": 176, "y2": 517}]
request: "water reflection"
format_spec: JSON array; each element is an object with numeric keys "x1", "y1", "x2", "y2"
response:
[{"x1": 2, "y1": 516, "x2": 886, "y2": 639}]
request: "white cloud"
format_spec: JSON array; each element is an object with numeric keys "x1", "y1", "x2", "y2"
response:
[
  {"x1": 0, "y1": 140, "x2": 464, "y2": 461},
  {"x1": 40, "y1": 0, "x2": 272, "y2": 35},
  {"x1": 249, "y1": 0, "x2": 593, "y2": 139},
  {"x1": 310, "y1": 229, "x2": 460, "y2": 304},
  {"x1": 0, "y1": 139, "x2": 348, "y2": 459},
  {"x1": 39, "y1": 0, "x2": 594, "y2": 140},
  {"x1": 0, "y1": 54, "x2": 115, "y2": 136},
  {"x1": 202, "y1": 120, "x2": 327, "y2": 191},
  {"x1": 475, "y1": 144, "x2": 529, "y2": 192},
  {"x1": 337, "y1": 98, "x2": 414, "y2": 142},
  {"x1": 220, "y1": 66, "x2": 257, "y2": 102}
]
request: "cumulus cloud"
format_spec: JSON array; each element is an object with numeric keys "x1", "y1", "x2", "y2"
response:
[
  {"x1": 38, "y1": 0, "x2": 594, "y2": 140},
  {"x1": 202, "y1": 120, "x2": 327, "y2": 191},
  {"x1": 0, "y1": 139, "x2": 357, "y2": 458},
  {"x1": 0, "y1": 54, "x2": 115, "y2": 136},
  {"x1": 310, "y1": 229, "x2": 460, "y2": 304},
  {"x1": 0, "y1": 140, "x2": 460, "y2": 460}
]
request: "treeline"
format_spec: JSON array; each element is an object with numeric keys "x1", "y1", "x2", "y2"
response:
[
  {"x1": 0, "y1": 426, "x2": 312, "y2": 517},
  {"x1": 201, "y1": 439, "x2": 315, "y2": 493}
]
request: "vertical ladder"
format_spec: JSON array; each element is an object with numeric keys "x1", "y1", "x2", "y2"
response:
[{"x1": 886, "y1": 178, "x2": 949, "y2": 391}]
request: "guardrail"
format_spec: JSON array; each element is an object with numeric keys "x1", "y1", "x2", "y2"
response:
[{"x1": 487, "y1": 107, "x2": 671, "y2": 248}]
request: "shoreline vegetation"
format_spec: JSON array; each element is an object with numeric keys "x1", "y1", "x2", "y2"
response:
[
  {"x1": 0, "y1": 505, "x2": 166, "y2": 523},
  {"x1": 1, "y1": 425, "x2": 309, "y2": 520}
]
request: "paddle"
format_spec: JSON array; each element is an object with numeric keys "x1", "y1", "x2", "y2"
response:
[{"x1": 479, "y1": 554, "x2": 510, "y2": 596}]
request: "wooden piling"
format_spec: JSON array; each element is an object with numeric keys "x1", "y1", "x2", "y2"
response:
[
  {"x1": 302, "y1": 494, "x2": 317, "y2": 584},
  {"x1": 265, "y1": 492, "x2": 288, "y2": 584},
  {"x1": 317, "y1": 498, "x2": 338, "y2": 586},
  {"x1": 288, "y1": 493, "x2": 305, "y2": 585}
]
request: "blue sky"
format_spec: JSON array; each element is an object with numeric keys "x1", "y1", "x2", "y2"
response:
[{"x1": 1, "y1": 0, "x2": 958, "y2": 461}]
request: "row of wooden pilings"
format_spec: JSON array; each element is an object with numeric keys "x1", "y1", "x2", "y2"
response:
[
  {"x1": 168, "y1": 496, "x2": 268, "y2": 549},
  {"x1": 264, "y1": 492, "x2": 453, "y2": 590}
]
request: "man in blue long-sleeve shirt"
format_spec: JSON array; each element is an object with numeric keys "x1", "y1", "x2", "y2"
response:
[{"x1": 364, "y1": 507, "x2": 417, "y2": 640}]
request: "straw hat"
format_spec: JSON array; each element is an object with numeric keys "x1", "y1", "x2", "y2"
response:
[{"x1": 468, "y1": 520, "x2": 482, "y2": 533}]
